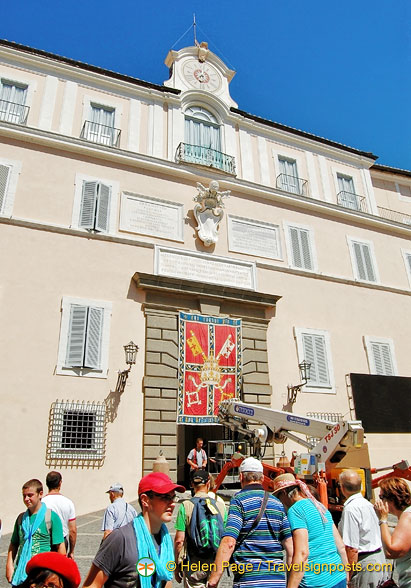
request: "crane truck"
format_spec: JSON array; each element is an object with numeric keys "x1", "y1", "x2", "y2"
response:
[{"x1": 214, "y1": 398, "x2": 411, "y2": 517}]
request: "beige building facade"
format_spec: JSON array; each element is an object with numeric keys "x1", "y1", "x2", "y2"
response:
[{"x1": 0, "y1": 39, "x2": 410, "y2": 532}]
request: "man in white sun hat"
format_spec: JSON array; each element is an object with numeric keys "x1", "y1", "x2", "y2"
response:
[
  {"x1": 207, "y1": 457, "x2": 293, "y2": 588},
  {"x1": 101, "y1": 482, "x2": 137, "y2": 540}
]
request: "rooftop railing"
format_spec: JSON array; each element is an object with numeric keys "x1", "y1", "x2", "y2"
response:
[
  {"x1": 337, "y1": 191, "x2": 368, "y2": 213},
  {"x1": 0, "y1": 100, "x2": 29, "y2": 125},
  {"x1": 276, "y1": 173, "x2": 308, "y2": 196},
  {"x1": 377, "y1": 206, "x2": 411, "y2": 226},
  {"x1": 176, "y1": 142, "x2": 236, "y2": 175},
  {"x1": 80, "y1": 120, "x2": 121, "y2": 147}
]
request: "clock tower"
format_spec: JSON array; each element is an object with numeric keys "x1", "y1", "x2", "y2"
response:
[{"x1": 164, "y1": 42, "x2": 238, "y2": 108}]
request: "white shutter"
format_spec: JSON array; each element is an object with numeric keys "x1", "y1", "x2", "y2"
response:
[
  {"x1": 95, "y1": 183, "x2": 111, "y2": 233},
  {"x1": 353, "y1": 242, "x2": 376, "y2": 282},
  {"x1": 289, "y1": 226, "x2": 313, "y2": 270},
  {"x1": 406, "y1": 254, "x2": 411, "y2": 275},
  {"x1": 0, "y1": 164, "x2": 10, "y2": 212},
  {"x1": 84, "y1": 307, "x2": 104, "y2": 369},
  {"x1": 79, "y1": 181, "x2": 98, "y2": 229},
  {"x1": 65, "y1": 305, "x2": 88, "y2": 367},
  {"x1": 302, "y1": 333, "x2": 330, "y2": 386},
  {"x1": 371, "y1": 342, "x2": 394, "y2": 375}
]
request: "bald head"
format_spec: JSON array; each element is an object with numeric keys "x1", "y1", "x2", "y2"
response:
[{"x1": 339, "y1": 470, "x2": 362, "y2": 496}]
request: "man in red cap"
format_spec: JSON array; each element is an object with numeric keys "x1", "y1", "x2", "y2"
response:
[{"x1": 83, "y1": 472, "x2": 185, "y2": 588}]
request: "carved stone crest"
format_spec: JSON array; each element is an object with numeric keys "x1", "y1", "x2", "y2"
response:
[{"x1": 193, "y1": 180, "x2": 230, "y2": 246}]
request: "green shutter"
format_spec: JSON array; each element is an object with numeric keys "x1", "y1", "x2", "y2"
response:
[
  {"x1": 0, "y1": 164, "x2": 10, "y2": 213},
  {"x1": 79, "y1": 181, "x2": 98, "y2": 229},
  {"x1": 95, "y1": 183, "x2": 111, "y2": 233},
  {"x1": 65, "y1": 305, "x2": 88, "y2": 367}
]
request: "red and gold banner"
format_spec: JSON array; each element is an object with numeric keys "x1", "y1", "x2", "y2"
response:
[{"x1": 177, "y1": 312, "x2": 242, "y2": 424}]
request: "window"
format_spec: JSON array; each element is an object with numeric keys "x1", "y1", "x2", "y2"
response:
[
  {"x1": 57, "y1": 297, "x2": 112, "y2": 377},
  {"x1": 348, "y1": 238, "x2": 378, "y2": 283},
  {"x1": 0, "y1": 163, "x2": 11, "y2": 213},
  {"x1": 79, "y1": 180, "x2": 111, "y2": 233},
  {"x1": 337, "y1": 174, "x2": 360, "y2": 210},
  {"x1": 285, "y1": 223, "x2": 316, "y2": 271},
  {"x1": 82, "y1": 104, "x2": 119, "y2": 146},
  {"x1": 185, "y1": 106, "x2": 221, "y2": 151},
  {"x1": 402, "y1": 250, "x2": 411, "y2": 286},
  {"x1": 364, "y1": 337, "x2": 397, "y2": 376},
  {"x1": 46, "y1": 400, "x2": 106, "y2": 463},
  {"x1": 0, "y1": 79, "x2": 28, "y2": 124},
  {"x1": 0, "y1": 158, "x2": 21, "y2": 216},
  {"x1": 278, "y1": 157, "x2": 301, "y2": 194},
  {"x1": 294, "y1": 328, "x2": 334, "y2": 392}
]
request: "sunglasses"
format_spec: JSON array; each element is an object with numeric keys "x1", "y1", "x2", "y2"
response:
[{"x1": 146, "y1": 491, "x2": 176, "y2": 502}]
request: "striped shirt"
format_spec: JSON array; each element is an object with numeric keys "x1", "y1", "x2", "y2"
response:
[
  {"x1": 287, "y1": 498, "x2": 346, "y2": 588},
  {"x1": 224, "y1": 484, "x2": 291, "y2": 588}
]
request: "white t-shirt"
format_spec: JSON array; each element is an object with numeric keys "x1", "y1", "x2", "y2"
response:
[
  {"x1": 42, "y1": 494, "x2": 76, "y2": 538},
  {"x1": 338, "y1": 492, "x2": 382, "y2": 552}
]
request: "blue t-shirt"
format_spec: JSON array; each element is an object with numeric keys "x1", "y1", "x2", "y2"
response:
[
  {"x1": 287, "y1": 498, "x2": 346, "y2": 588},
  {"x1": 224, "y1": 485, "x2": 291, "y2": 588}
]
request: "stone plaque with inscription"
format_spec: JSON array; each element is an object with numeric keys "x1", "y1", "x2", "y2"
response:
[
  {"x1": 228, "y1": 215, "x2": 281, "y2": 259},
  {"x1": 155, "y1": 246, "x2": 256, "y2": 290},
  {"x1": 120, "y1": 193, "x2": 184, "y2": 241}
]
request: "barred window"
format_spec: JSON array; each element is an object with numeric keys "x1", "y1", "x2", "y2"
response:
[{"x1": 46, "y1": 400, "x2": 106, "y2": 465}]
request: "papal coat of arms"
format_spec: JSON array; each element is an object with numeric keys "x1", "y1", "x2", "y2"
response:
[{"x1": 177, "y1": 312, "x2": 242, "y2": 424}]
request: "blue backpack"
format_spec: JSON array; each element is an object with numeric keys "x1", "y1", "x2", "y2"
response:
[{"x1": 188, "y1": 496, "x2": 224, "y2": 556}]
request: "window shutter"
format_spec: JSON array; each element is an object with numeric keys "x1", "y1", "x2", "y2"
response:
[
  {"x1": 353, "y1": 242, "x2": 376, "y2": 282},
  {"x1": 84, "y1": 307, "x2": 104, "y2": 369},
  {"x1": 302, "y1": 333, "x2": 330, "y2": 386},
  {"x1": 79, "y1": 181, "x2": 98, "y2": 229},
  {"x1": 65, "y1": 305, "x2": 88, "y2": 367},
  {"x1": 371, "y1": 342, "x2": 394, "y2": 375},
  {"x1": 289, "y1": 227, "x2": 313, "y2": 270},
  {"x1": 95, "y1": 183, "x2": 111, "y2": 233},
  {"x1": 406, "y1": 254, "x2": 411, "y2": 275},
  {"x1": 0, "y1": 164, "x2": 10, "y2": 212}
]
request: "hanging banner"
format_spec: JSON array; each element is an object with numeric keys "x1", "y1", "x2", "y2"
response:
[{"x1": 177, "y1": 312, "x2": 242, "y2": 424}]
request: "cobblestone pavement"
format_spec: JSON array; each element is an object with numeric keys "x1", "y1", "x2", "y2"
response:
[{"x1": 0, "y1": 494, "x2": 233, "y2": 588}]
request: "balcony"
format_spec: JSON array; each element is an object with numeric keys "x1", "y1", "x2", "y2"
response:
[
  {"x1": 176, "y1": 142, "x2": 236, "y2": 175},
  {"x1": 0, "y1": 100, "x2": 29, "y2": 125},
  {"x1": 276, "y1": 173, "x2": 308, "y2": 196},
  {"x1": 337, "y1": 191, "x2": 368, "y2": 213},
  {"x1": 80, "y1": 120, "x2": 121, "y2": 147},
  {"x1": 377, "y1": 206, "x2": 411, "y2": 226}
]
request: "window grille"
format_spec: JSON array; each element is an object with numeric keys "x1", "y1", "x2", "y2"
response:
[
  {"x1": 306, "y1": 412, "x2": 342, "y2": 445},
  {"x1": 46, "y1": 400, "x2": 106, "y2": 466}
]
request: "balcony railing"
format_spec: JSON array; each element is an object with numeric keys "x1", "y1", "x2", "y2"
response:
[
  {"x1": 176, "y1": 142, "x2": 236, "y2": 174},
  {"x1": 0, "y1": 100, "x2": 29, "y2": 125},
  {"x1": 276, "y1": 173, "x2": 308, "y2": 196},
  {"x1": 80, "y1": 120, "x2": 121, "y2": 147},
  {"x1": 337, "y1": 191, "x2": 368, "y2": 213},
  {"x1": 377, "y1": 206, "x2": 411, "y2": 226}
]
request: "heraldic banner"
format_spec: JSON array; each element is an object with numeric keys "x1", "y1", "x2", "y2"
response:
[{"x1": 177, "y1": 312, "x2": 242, "y2": 424}]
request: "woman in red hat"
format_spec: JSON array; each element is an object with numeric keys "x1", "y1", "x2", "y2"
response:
[{"x1": 22, "y1": 552, "x2": 81, "y2": 588}]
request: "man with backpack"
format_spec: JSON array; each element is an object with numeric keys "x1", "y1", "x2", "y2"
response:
[
  {"x1": 187, "y1": 438, "x2": 208, "y2": 472},
  {"x1": 6, "y1": 479, "x2": 65, "y2": 586},
  {"x1": 207, "y1": 457, "x2": 293, "y2": 588},
  {"x1": 174, "y1": 469, "x2": 226, "y2": 588}
]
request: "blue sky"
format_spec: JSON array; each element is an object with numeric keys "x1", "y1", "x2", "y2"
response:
[{"x1": 2, "y1": 0, "x2": 410, "y2": 169}]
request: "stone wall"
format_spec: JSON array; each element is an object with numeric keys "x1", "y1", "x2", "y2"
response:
[{"x1": 135, "y1": 273, "x2": 279, "y2": 480}]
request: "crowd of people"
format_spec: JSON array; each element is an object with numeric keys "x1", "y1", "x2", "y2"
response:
[{"x1": 2, "y1": 460, "x2": 411, "y2": 588}]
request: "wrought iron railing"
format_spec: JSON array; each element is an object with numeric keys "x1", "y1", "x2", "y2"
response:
[
  {"x1": 337, "y1": 191, "x2": 368, "y2": 213},
  {"x1": 80, "y1": 120, "x2": 121, "y2": 147},
  {"x1": 176, "y1": 142, "x2": 236, "y2": 174},
  {"x1": 0, "y1": 100, "x2": 29, "y2": 124},
  {"x1": 377, "y1": 206, "x2": 411, "y2": 226},
  {"x1": 276, "y1": 173, "x2": 308, "y2": 196}
]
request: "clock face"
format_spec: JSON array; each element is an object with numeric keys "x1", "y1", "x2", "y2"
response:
[{"x1": 182, "y1": 60, "x2": 222, "y2": 92}]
